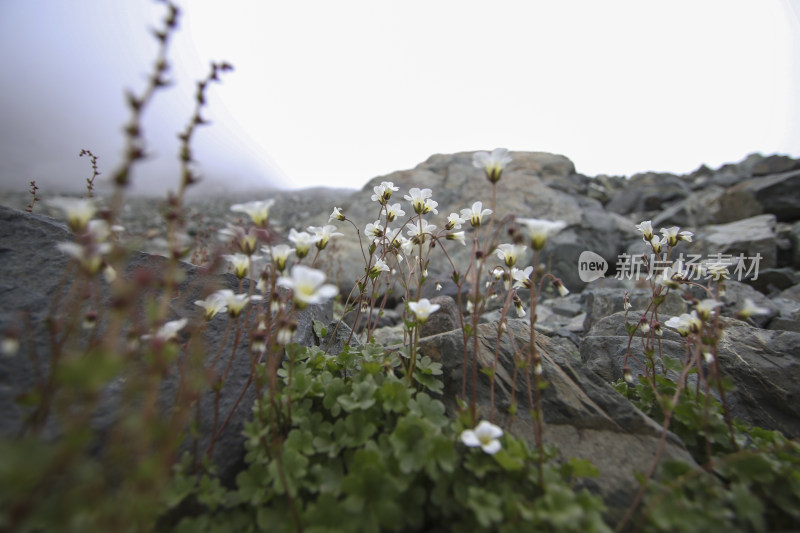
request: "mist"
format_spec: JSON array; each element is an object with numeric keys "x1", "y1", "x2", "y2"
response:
[{"x1": 1, "y1": 1, "x2": 799, "y2": 195}]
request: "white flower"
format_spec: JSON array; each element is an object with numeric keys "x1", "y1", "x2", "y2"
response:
[
  {"x1": 446, "y1": 231, "x2": 466, "y2": 246},
  {"x1": 511, "y1": 266, "x2": 533, "y2": 289},
  {"x1": 473, "y1": 148, "x2": 512, "y2": 184},
  {"x1": 329, "y1": 207, "x2": 346, "y2": 222},
  {"x1": 288, "y1": 228, "x2": 319, "y2": 259},
  {"x1": 695, "y1": 298, "x2": 722, "y2": 320},
  {"x1": 422, "y1": 198, "x2": 438, "y2": 215},
  {"x1": 664, "y1": 311, "x2": 702, "y2": 336},
  {"x1": 307, "y1": 224, "x2": 343, "y2": 250},
  {"x1": 1, "y1": 336, "x2": 19, "y2": 357},
  {"x1": 368, "y1": 258, "x2": 390, "y2": 278},
  {"x1": 513, "y1": 295, "x2": 526, "y2": 317},
  {"x1": 660, "y1": 226, "x2": 693, "y2": 247},
  {"x1": 230, "y1": 199, "x2": 275, "y2": 227},
  {"x1": 87, "y1": 219, "x2": 111, "y2": 242},
  {"x1": 385, "y1": 203, "x2": 405, "y2": 222},
  {"x1": 623, "y1": 367, "x2": 633, "y2": 383},
  {"x1": 214, "y1": 289, "x2": 260, "y2": 318},
  {"x1": 635, "y1": 220, "x2": 654, "y2": 243},
  {"x1": 265, "y1": 243, "x2": 295, "y2": 272},
  {"x1": 194, "y1": 293, "x2": 228, "y2": 321},
  {"x1": 404, "y1": 187, "x2": 434, "y2": 215},
  {"x1": 371, "y1": 181, "x2": 398, "y2": 204},
  {"x1": 406, "y1": 219, "x2": 437, "y2": 245},
  {"x1": 495, "y1": 243, "x2": 526, "y2": 268},
  {"x1": 223, "y1": 253, "x2": 254, "y2": 279},
  {"x1": 460, "y1": 420, "x2": 503, "y2": 454},
  {"x1": 517, "y1": 218, "x2": 566, "y2": 251},
  {"x1": 219, "y1": 224, "x2": 260, "y2": 255},
  {"x1": 276, "y1": 324, "x2": 295, "y2": 345},
  {"x1": 408, "y1": 298, "x2": 441, "y2": 324},
  {"x1": 47, "y1": 197, "x2": 97, "y2": 232},
  {"x1": 461, "y1": 201, "x2": 493, "y2": 228},
  {"x1": 56, "y1": 241, "x2": 111, "y2": 274},
  {"x1": 385, "y1": 227, "x2": 403, "y2": 247},
  {"x1": 103, "y1": 264, "x2": 117, "y2": 283},
  {"x1": 144, "y1": 318, "x2": 188, "y2": 343},
  {"x1": 736, "y1": 298, "x2": 771, "y2": 319},
  {"x1": 659, "y1": 226, "x2": 680, "y2": 247},
  {"x1": 365, "y1": 220, "x2": 385, "y2": 239},
  {"x1": 277, "y1": 265, "x2": 339, "y2": 309},
  {"x1": 554, "y1": 278, "x2": 570, "y2": 297},
  {"x1": 649, "y1": 236, "x2": 667, "y2": 254},
  {"x1": 446, "y1": 212, "x2": 466, "y2": 230},
  {"x1": 400, "y1": 240, "x2": 415, "y2": 256}
]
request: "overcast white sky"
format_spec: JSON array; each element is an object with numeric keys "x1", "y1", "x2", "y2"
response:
[{"x1": 1, "y1": 1, "x2": 798, "y2": 193}]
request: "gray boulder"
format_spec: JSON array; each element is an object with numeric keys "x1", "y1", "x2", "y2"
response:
[
  {"x1": 581, "y1": 311, "x2": 800, "y2": 438},
  {"x1": 582, "y1": 287, "x2": 688, "y2": 333},
  {"x1": 606, "y1": 172, "x2": 691, "y2": 216},
  {"x1": 765, "y1": 297, "x2": 800, "y2": 333},
  {"x1": 719, "y1": 169, "x2": 800, "y2": 222},
  {"x1": 745, "y1": 267, "x2": 800, "y2": 296},
  {"x1": 0, "y1": 205, "x2": 331, "y2": 485},
  {"x1": 751, "y1": 154, "x2": 800, "y2": 176},
  {"x1": 322, "y1": 151, "x2": 634, "y2": 296},
  {"x1": 791, "y1": 222, "x2": 800, "y2": 268},
  {"x1": 651, "y1": 185, "x2": 725, "y2": 228},
  {"x1": 418, "y1": 319, "x2": 693, "y2": 522},
  {"x1": 689, "y1": 214, "x2": 778, "y2": 270}
]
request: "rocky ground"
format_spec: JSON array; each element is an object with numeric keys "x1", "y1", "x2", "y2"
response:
[
  {"x1": 2, "y1": 149, "x2": 799, "y2": 524},
  {"x1": 0, "y1": 186, "x2": 355, "y2": 247}
]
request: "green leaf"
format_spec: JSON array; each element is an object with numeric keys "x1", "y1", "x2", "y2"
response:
[
  {"x1": 730, "y1": 482, "x2": 766, "y2": 531},
  {"x1": 285, "y1": 428, "x2": 315, "y2": 456},
  {"x1": 379, "y1": 380, "x2": 412, "y2": 414},
  {"x1": 415, "y1": 355, "x2": 442, "y2": 376},
  {"x1": 312, "y1": 319, "x2": 328, "y2": 340},
  {"x1": 561, "y1": 457, "x2": 599, "y2": 479},
  {"x1": 342, "y1": 411, "x2": 377, "y2": 447},
  {"x1": 322, "y1": 377, "x2": 347, "y2": 416},
  {"x1": 408, "y1": 393, "x2": 448, "y2": 427},
  {"x1": 309, "y1": 462, "x2": 345, "y2": 495},
  {"x1": 725, "y1": 454, "x2": 776, "y2": 484},
  {"x1": 662, "y1": 355, "x2": 682, "y2": 373},
  {"x1": 389, "y1": 415, "x2": 431, "y2": 474},
  {"x1": 268, "y1": 447, "x2": 309, "y2": 495},
  {"x1": 236, "y1": 462, "x2": 269, "y2": 506},
  {"x1": 337, "y1": 378, "x2": 377, "y2": 412},
  {"x1": 493, "y1": 448, "x2": 524, "y2": 472},
  {"x1": 466, "y1": 486, "x2": 504, "y2": 527},
  {"x1": 429, "y1": 434, "x2": 458, "y2": 474},
  {"x1": 256, "y1": 506, "x2": 292, "y2": 533}
]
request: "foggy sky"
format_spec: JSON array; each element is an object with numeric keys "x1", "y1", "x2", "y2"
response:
[{"x1": 1, "y1": 1, "x2": 799, "y2": 195}]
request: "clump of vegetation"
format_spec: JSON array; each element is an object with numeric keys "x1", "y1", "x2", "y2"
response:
[{"x1": 1, "y1": 2, "x2": 798, "y2": 531}]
